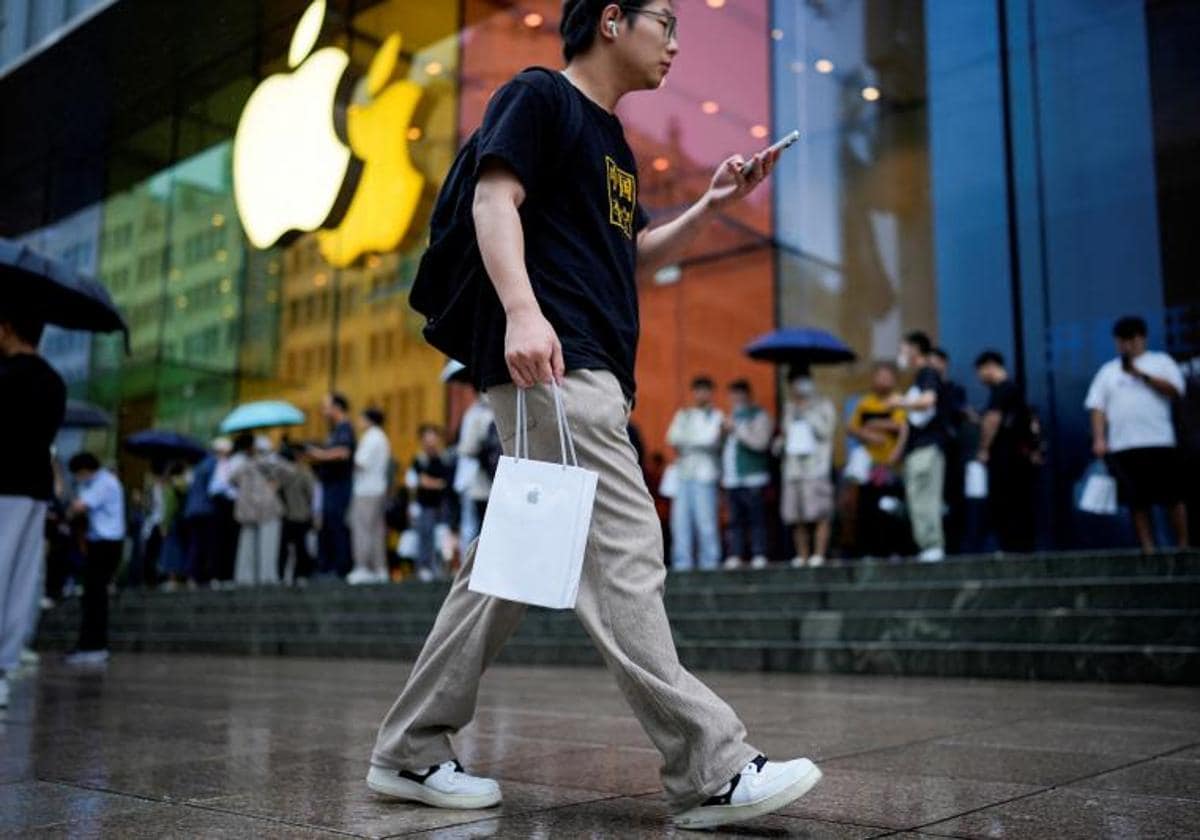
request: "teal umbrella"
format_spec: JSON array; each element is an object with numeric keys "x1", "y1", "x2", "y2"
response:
[{"x1": 219, "y1": 400, "x2": 305, "y2": 434}]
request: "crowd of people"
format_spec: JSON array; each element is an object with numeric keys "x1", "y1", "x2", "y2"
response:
[{"x1": 654, "y1": 319, "x2": 1191, "y2": 568}]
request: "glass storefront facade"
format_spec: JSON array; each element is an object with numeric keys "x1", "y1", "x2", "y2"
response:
[{"x1": 2, "y1": 0, "x2": 1197, "y2": 549}]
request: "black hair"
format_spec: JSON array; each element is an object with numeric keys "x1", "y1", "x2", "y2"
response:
[
  {"x1": 727, "y1": 378, "x2": 751, "y2": 394},
  {"x1": 363, "y1": 407, "x2": 385, "y2": 427},
  {"x1": 974, "y1": 350, "x2": 1006, "y2": 369},
  {"x1": 1113, "y1": 315, "x2": 1148, "y2": 340},
  {"x1": 68, "y1": 452, "x2": 100, "y2": 473},
  {"x1": 418, "y1": 423, "x2": 442, "y2": 438},
  {"x1": 690, "y1": 375, "x2": 714, "y2": 390},
  {"x1": 0, "y1": 304, "x2": 46, "y2": 347},
  {"x1": 560, "y1": 0, "x2": 650, "y2": 62},
  {"x1": 903, "y1": 331, "x2": 932, "y2": 355},
  {"x1": 872, "y1": 359, "x2": 899, "y2": 376},
  {"x1": 233, "y1": 432, "x2": 255, "y2": 453},
  {"x1": 931, "y1": 347, "x2": 950, "y2": 362},
  {"x1": 329, "y1": 392, "x2": 350, "y2": 412}
]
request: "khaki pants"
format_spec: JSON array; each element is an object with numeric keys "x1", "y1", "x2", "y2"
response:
[
  {"x1": 371, "y1": 370, "x2": 758, "y2": 811},
  {"x1": 350, "y1": 493, "x2": 388, "y2": 576},
  {"x1": 903, "y1": 444, "x2": 945, "y2": 551}
]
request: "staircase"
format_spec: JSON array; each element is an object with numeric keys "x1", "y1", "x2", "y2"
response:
[{"x1": 35, "y1": 551, "x2": 1200, "y2": 683}]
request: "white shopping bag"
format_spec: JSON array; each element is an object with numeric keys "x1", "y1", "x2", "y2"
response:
[
  {"x1": 453, "y1": 454, "x2": 480, "y2": 494},
  {"x1": 843, "y1": 445, "x2": 873, "y2": 484},
  {"x1": 658, "y1": 463, "x2": 680, "y2": 499},
  {"x1": 469, "y1": 385, "x2": 598, "y2": 610},
  {"x1": 785, "y1": 419, "x2": 817, "y2": 456},
  {"x1": 1078, "y1": 462, "x2": 1118, "y2": 516},
  {"x1": 965, "y1": 460, "x2": 989, "y2": 499}
]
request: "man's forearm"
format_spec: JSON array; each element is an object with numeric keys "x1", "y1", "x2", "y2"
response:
[
  {"x1": 978, "y1": 410, "x2": 1001, "y2": 454},
  {"x1": 636, "y1": 195, "x2": 716, "y2": 274},
  {"x1": 474, "y1": 194, "x2": 538, "y2": 316},
  {"x1": 1090, "y1": 409, "x2": 1107, "y2": 448}
]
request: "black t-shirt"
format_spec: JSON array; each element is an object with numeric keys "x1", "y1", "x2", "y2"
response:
[
  {"x1": 471, "y1": 69, "x2": 650, "y2": 401},
  {"x1": 906, "y1": 366, "x2": 947, "y2": 452},
  {"x1": 986, "y1": 380, "x2": 1024, "y2": 458},
  {"x1": 412, "y1": 453, "x2": 451, "y2": 509},
  {"x1": 0, "y1": 353, "x2": 67, "y2": 500},
  {"x1": 315, "y1": 421, "x2": 355, "y2": 485}
]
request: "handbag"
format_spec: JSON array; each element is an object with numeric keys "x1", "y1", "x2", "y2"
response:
[
  {"x1": 658, "y1": 463, "x2": 680, "y2": 499},
  {"x1": 785, "y1": 419, "x2": 817, "y2": 456},
  {"x1": 965, "y1": 460, "x2": 989, "y2": 499},
  {"x1": 468, "y1": 384, "x2": 599, "y2": 610},
  {"x1": 843, "y1": 445, "x2": 872, "y2": 484},
  {"x1": 1077, "y1": 460, "x2": 1118, "y2": 516}
]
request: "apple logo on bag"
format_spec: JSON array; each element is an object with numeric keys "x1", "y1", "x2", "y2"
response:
[{"x1": 526, "y1": 485, "x2": 541, "y2": 506}]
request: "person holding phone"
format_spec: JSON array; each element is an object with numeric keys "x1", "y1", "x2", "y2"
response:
[
  {"x1": 367, "y1": 1, "x2": 820, "y2": 830},
  {"x1": 1085, "y1": 315, "x2": 1188, "y2": 551}
]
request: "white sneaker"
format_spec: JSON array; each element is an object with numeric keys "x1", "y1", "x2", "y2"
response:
[
  {"x1": 722, "y1": 556, "x2": 744, "y2": 570},
  {"x1": 750, "y1": 556, "x2": 769, "y2": 569},
  {"x1": 64, "y1": 650, "x2": 110, "y2": 667},
  {"x1": 674, "y1": 755, "x2": 822, "y2": 830},
  {"x1": 789, "y1": 556, "x2": 806, "y2": 568},
  {"x1": 808, "y1": 554, "x2": 826, "y2": 568},
  {"x1": 0, "y1": 677, "x2": 9, "y2": 708},
  {"x1": 19, "y1": 648, "x2": 39, "y2": 666},
  {"x1": 367, "y1": 761, "x2": 501, "y2": 809},
  {"x1": 346, "y1": 569, "x2": 371, "y2": 586},
  {"x1": 416, "y1": 567, "x2": 435, "y2": 583},
  {"x1": 918, "y1": 547, "x2": 945, "y2": 563}
]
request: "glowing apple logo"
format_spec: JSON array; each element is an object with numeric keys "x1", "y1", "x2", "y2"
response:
[
  {"x1": 233, "y1": 0, "x2": 354, "y2": 249},
  {"x1": 317, "y1": 33, "x2": 426, "y2": 266}
]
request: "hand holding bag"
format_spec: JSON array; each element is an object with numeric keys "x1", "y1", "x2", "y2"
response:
[
  {"x1": 468, "y1": 384, "x2": 598, "y2": 609},
  {"x1": 965, "y1": 460, "x2": 989, "y2": 500},
  {"x1": 1077, "y1": 460, "x2": 1118, "y2": 516}
]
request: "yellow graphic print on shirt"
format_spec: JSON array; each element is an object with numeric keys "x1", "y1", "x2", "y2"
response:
[{"x1": 606, "y1": 156, "x2": 637, "y2": 240}]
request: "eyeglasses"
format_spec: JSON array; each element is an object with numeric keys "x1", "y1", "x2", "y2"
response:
[{"x1": 620, "y1": 5, "x2": 678, "y2": 42}]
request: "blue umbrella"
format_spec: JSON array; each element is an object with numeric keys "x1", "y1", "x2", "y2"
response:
[
  {"x1": 219, "y1": 400, "x2": 305, "y2": 434},
  {"x1": 0, "y1": 238, "x2": 128, "y2": 347},
  {"x1": 62, "y1": 399, "x2": 113, "y2": 429},
  {"x1": 124, "y1": 430, "x2": 208, "y2": 464},
  {"x1": 745, "y1": 327, "x2": 857, "y2": 366}
]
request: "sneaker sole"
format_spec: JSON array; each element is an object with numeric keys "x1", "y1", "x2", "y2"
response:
[
  {"x1": 366, "y1": 769, "x2": 502, "y2": 810},
  {"x1": 673, "y1": 763, "x2": 823, "y2": 830}
]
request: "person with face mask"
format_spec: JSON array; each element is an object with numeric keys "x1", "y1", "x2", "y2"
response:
[
  {"x1": 666, "y1": 375, "x2": 725, "y2": 571},
  {"x1": 891, "y1": 331, "x2": 948, "y2": 562},
  {"x1": 775, "y1": 369, "x2": 837, "y2": 567}
]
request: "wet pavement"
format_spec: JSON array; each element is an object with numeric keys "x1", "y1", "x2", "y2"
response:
[{"x1": 2, "y1": 654, "x2": 1199, "y2": 838}]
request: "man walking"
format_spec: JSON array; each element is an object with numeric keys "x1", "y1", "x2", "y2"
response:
[
  {"x1": 369, "y1": 1, "x2": 820, "y2": 829},
  {"x1": 1086, "y1": 316, "x2": 1188, "y2": 550},
  {"x1": 666, "y1": 376, "x2": 724, "y2": 570},
  {"x1": 0, "y1": 309, "x2": 66, "y2": 706},
  {"x1": 974, "y1": 351, "x2": 1037, "y2": 552},
  {"x1": 893, "y1": 331, "x2": 948, "y2": 562}
]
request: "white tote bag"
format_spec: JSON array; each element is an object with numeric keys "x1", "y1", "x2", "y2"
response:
[
  {"x1": 658, "y1": 463, "x2": 680, "y2": 499},
  {"x1": 468, "y1": 385, "x2": 598, "y2": 610},
  {"x1": 843, "y1": 445, "x2": 873, "y2": 484},
  {"x1": 1078, "y1": 461, "x2": 1118, "y2": 516},
  {"x1": 965, "y1": 460, "x2": 989, "y2": 500}
]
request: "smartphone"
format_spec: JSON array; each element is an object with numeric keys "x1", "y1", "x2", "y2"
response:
[{"x1": 740, "y1": 129, "x2": 801, "y2": 174}]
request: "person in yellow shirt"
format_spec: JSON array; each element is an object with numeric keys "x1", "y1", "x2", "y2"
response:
[{"x1": 846, "y1": 362, "x2": 910, "y2": 557}]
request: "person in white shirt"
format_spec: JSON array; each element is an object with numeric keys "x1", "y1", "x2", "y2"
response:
[
  {"x1": 349, "y1": 408, "x2": 393, "y2": 584},
  {"x1": 455, "y1": 392, "x2": 496, "y2": 551},
  {"x1": 1085, "y1": 315, "x2": 1188, "y2": 551},
  {"x1": 774, "y1": 370, "x2": 836, "y2": 568},
  {"x1": 66, "y1": 453, "x2": 126, "y2": 665},
  {"x1": 666, "y1": 376, "x2": 724, "y2": 570}
]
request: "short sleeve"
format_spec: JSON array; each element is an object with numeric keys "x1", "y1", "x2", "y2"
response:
[
  {"x1": 78, "y1": 480, "x2": 104, "y2": 511},
  {"x1": 1152, "y1": 354, "x2": 1186, "y2": 394},
  {"x1": 916, "y1": 368, "x2": 940, "y2": 394},
  {"x1": 475, "y1": 73, "x2": 560, "y2": 193},
  {"x1": 332, "y1": 423, "x2": 355, "y2": 451},
  {"x1": 1084, "y1": 365, "x2": 1109, "y2": 411}
]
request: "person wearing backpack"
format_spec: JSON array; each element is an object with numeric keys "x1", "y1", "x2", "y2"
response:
[
  {"x1": 373, "y1": 1, "x2": 819, "y2": 830},
  {"x1": 974, "y1": 350, "x2": 1037, "y2": 553}
]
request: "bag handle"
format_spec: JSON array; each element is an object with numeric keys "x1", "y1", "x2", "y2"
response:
[{"x1": 514, "y1": 383, "x2": 579, "y2": 468}]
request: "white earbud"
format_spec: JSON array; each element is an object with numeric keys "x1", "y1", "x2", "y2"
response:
[{"x1": 608, "y1": 20, "x2": 619, "y2": 36}]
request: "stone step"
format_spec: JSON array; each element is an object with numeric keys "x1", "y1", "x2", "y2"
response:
[{"x1": 38, "y1": 604, "x2": 1199, "y2": 647}]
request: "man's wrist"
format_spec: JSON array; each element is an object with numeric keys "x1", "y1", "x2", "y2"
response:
[{"x1": 503, "y1": 297, "x2": 540, "y2": 319}]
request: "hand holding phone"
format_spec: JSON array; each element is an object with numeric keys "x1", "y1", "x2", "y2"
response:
[{"x1": 740, "y1": 129, "x2": 801, "y2": 175}]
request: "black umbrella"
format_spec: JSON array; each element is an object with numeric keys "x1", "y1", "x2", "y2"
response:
[
  {"x1": 745, "y1": 327, "x2": 857, "y2": 366},
  {"x1": 0, "y1": 238, "x2": 128, "y2": 347},
  {"x1": 124, "y1": 430, "x2": 208, "y2": 464},
  {"x1": 62, "y1": 399, "x2": 113, "y2": 429}
]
